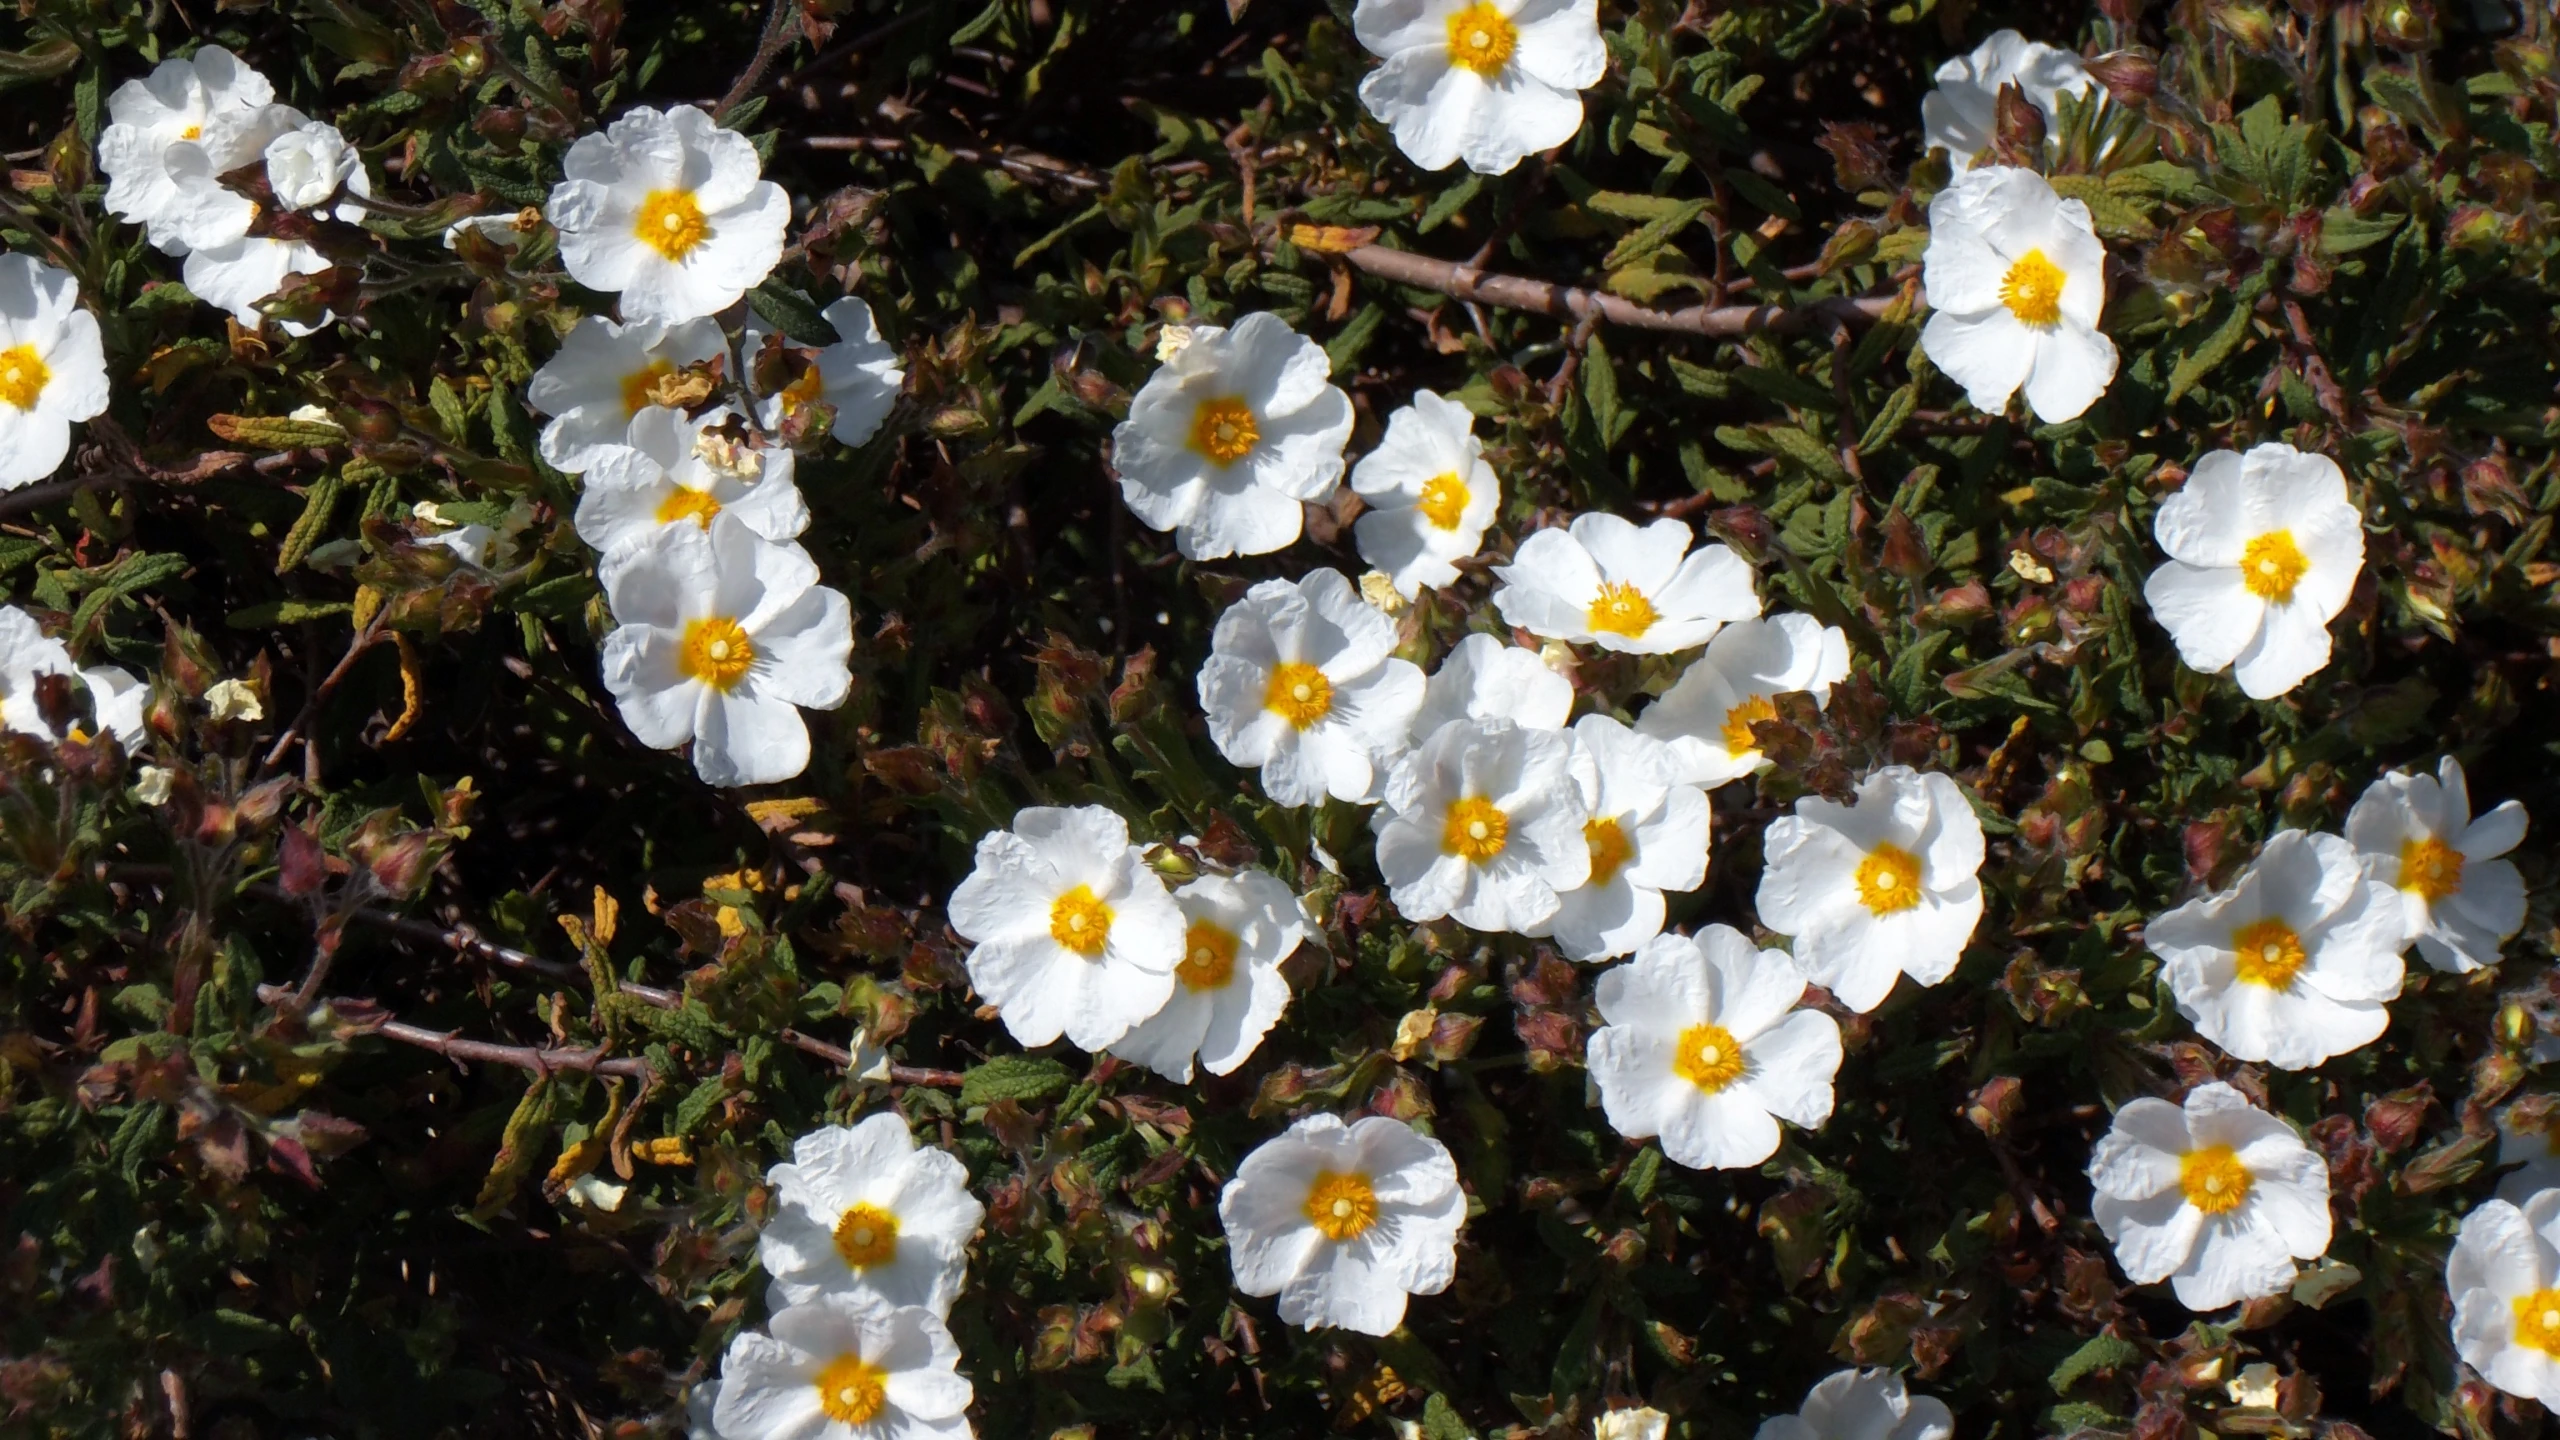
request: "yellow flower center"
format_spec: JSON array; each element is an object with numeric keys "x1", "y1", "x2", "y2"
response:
[
  {"x1": 1673, "y1": 1022, "x2": 1747, "y2": 1093},
  {"x1": 0, "y1": 345, "x2": 50, "y2": 411},
  {"x1": 2230, "y1": 916, "x2": 2307, "y2": 989},
  {"x1": 831, "y1": 1202, "x2": 900, "y2": 1269},
  {"x1": 1584, "y1": 817, "x2": 1635, "y2": 887},
  {"x1": 1586, "y1": 580, "x2": 1658, "y2": 639},
  {"x1": 1418, "y1": 472, "x2": 1471, "y2": 530},
  {"x1": 654, "y1": 485, "x2": 723, "y2": 528},
  {"x1": 677, "y1": 616, "x2": 756, "y2": 691},
  {"x1": 1303, "y1": 1170, "x2": 1379, "y2": 1241},
  {"x1": 1442, "y1": 796, "x2": 1510, "y2": 862},
  {"x1": 633, "y1": 188, "x2": 709, "y2": 261},
  {"x1": 2399, "y1": 836, "x2": 2464, "y2": 903},
  {"x1": 2239, "y1": 530, "x2": 2309, "y2": 604},
  {"x1": 1444, "y1": 0, "x2": 1519, "y2": 76},
  {"x1": 1263, "y1": 661, "x2": 1334, "y2": 729},
  {"x1": 180, "y1": 124, "x2": 202, "y2": 140},
  {"x1": 1721, "y1": 694, "x2": 1778, "y2": 756},
  {"x1": 2178, "y1": 1144, "x2": 2253, "y2": 1215},
  {"x1": 1049, "y1": 884, "x2": 1114, "y2": 956},
  {"x1": 1188, "y1": 395, "x2": 1260, "y2": 465},
  {"x1": 619, "y1": 359, "x2": 675, "y2": 417},
  {"x1": 777, "y1": 359, "x2": 829, "y2": 416},
  {"x1": 1176, "y1": 921, "x2": 1238, "y2": 990},
  {"x1": 812, "y1": 1353, "x2": 888, "y2": 1426},
  {"x1": 1855, "y1": 843, "x2": 1924, "y2": 915},
  {"x1": 2512, "y1": 1288, "x2": 2560, "y2": 1357},
  {"x1": 2000, "y1": 250, "x2": 2067, "y2": 327}
]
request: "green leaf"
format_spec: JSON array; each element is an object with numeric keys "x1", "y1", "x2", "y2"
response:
[
  {"x1": 70, "y1": 552, "x2": 190, "y2": 639},
  {"x1": 748, "y1": 281, "x2": 843, "y2": 346},
  {"x1": 207, "y1": 413, "x2": 347, "y2": 450},
  {"x1": 226, "y1": 599, "x2": 353, "y2": 629},
  {"x1": 0, "y1": 38, "x2": 79, "y2": 90},
  {"x1": 1858, "y1": 383, "x2": 1919, "y2": 454},
  {"x1": 471, "y1": 1075, "x2": 557, "y2": 1222},
  {"x1": 961, "y1": 1055, "x2": 1075, "y2": 1108},
  {"x1": 275, "y1": 473, "x2": 346, "y2": 575},
  {"x1": 2318, "y1": 208, "x2": 2405, "y2": 256},
  {"x1": 2050, "y1": 1332, "x2": 2140, "y2": 1392},
  {"x1": 1421, "y1": 1393, "x2": 1476, "y2": 1440},
  {"x1": 1603, "y1": 197, "x2": 1709, "y2": 270},
  {"x1": 2165, "y1": 275, "x2": 2266, "y2": 404},
  {"x1": 1418, "y1": 173, "x2": 1482, "y2": 234},
  {"x1": 1583, "y1": 336, "x2": 1625, "y2": 449},
  {"x1": 1325, "y1": 303, "x2": 1383, "y2": 377}
]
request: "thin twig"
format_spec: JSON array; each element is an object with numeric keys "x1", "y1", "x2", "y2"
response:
[
  {"x1": 715, "y1": 0, "x2": 805, "y2": 122},
  {"x1": 1331, "y1": 244, "x2": 1898, "y2": 339},
  {"x1": 258, "y1": 984, "x2": 653, "y2": 1077},
  {"x1": 260, "y1": 606, "x2": 391, "y2": 774}
]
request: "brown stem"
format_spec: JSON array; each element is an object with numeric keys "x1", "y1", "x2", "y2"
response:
[
  {"x1": 1332, "y1": 244, "x2": 1897, "y2": 339},
  {"x1": 260, "y1": 607, "x2": 391, "y2": 774},
  {"x1": 258, "y1": 983, "x2": 652, "y2": 1077}
]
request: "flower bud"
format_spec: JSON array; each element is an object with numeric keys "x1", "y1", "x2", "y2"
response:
[
  {"x1": 2085, "y1": 49, "x2": 2160, "y2": 102},
  {"x1": 2371, "y1": 0, "x2": 2435, "y2": 50},
  {"x1": 2209, "y1": 3, "x2": 2280, "y2": 51}
]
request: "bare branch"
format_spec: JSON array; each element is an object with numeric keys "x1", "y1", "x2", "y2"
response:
[{"x1": 1330, "y1": 243, "x2": 1902, "y2": 339}]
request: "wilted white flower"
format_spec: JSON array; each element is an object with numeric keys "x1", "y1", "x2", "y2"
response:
[
  {"x1": 1756, "y1": 766, "x2": 1985, "y2": 1013},
  {"x1": 1110, "y1": 312, "x2": 1354, "y2": 560},
  {"x1": 1351, "y1": 0, "x2": 1607, "y2": 176},
  {"x1": 417, "y1": 522, "x2": 495, "y2": 569},
  {"x1": 743, "y1": 296, "x2": 905, "y2": 448},
  {"x1": 1219, "y1": 1113, "x2": 1465, "y2": 1335},
  {"x1": 1411, "y1": 631, "x2": 1573, "y2": 745},
  {"x1": 1531, "y1": 716, "x2": 1708, "y2": 961},
  {"x1": 1494, "y1": 514, "x2": 1758, "y2": 654},
  {"x1": 1595, "y1": 1409, "x2": 1670, "y2": 1440},
  {"x1": 2143, "y1": 443, "x2": 2365, "y2": 700},
  {"x1": 2345, "y1": 756, "x2": 2526, "y2": 974},
  {"x1": 0, "y1": 606, "x2": 74, "y2": 740},
  {"x1": 1922, "y1": 30, "x2": 2100, "y2": 165},
  {"x1": 0, "y1": 256, "x2": 109, "y2": 492},
  {"x1": 134, "y1": 765, "x2": 179, "y2": 805},
  {"x1": 525, "y1": 314, "x2": 733, "y2": 473},
  {"x1": 2145, "y1": 829, "x2": 2404, "y2": 1070},
  {"x1": 947, "y1": 805, "x2": 1184, "y2": 1053},
  {"x1": 2450, "y1": 1190, "x2": 2560, "y2": 1406},
  {"x1": 146, "y1": 99, "x2": 362, "y2": 334},
  {"x1": 1197, "y1": 569, "x2": 1424, "y2": 807},
  {"x1": 203, "y1": 677, "x2": 265, "y2": 723},
  {"x1": 1373, "y1": 717, "x2": 1589, "y2": 933},
  {"x1": 596, "y1": 518, "x2": 853, "y2": 787},
  {"x1": 1921, "y1": 164, "x2": 2116, "y2": 423},
  {"x1": 711, "y1": 1290, "x2": 973, "y2": 1440},
  {"x1": 2496, "y1": 1102, "x2": 2560, "y2": 1205},
  {"x1": 2088, "y1": 1082, "x2": 2334, "y2": 1311},
  {"x1": 547, "y1": 104, "x2": 790, "y2": 325},
  {"x1": 1636, "y1": 614, "x2": 1851, "y2": 788},
  {"x1": 100, "y1": 47, "x2": 274, "y2": 252},
  {"x1": 263, "y1": 119, "x2": 368, "y2": 216},
  {"x1": 1349, "y1": 389, "x2": 1499, "y2": 599},
  {"x1": 576, "y1": 407, "x2": 807, "y2": 559},
  {"x1": 1587, "y1": 926, "x2": 1841, "y2": 1170},
  {"x1": 757, "y1": 1114, "x2": 985, "y2": 1313},
  {"x1": 1755, "y1": 1369, "x2": 1953, "y2": 1440},
  {"x1": 1111, "y1": 868, "x2": 1306, "y2": 1083}
]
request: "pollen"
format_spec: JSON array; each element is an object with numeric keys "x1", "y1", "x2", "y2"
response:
[
  {"x1": 2239, "y1": 530, "x2": 2309, "y2": 604},
  {"x1": 1442, "y1": 796, "x2": 1510, "y2": 862},
  {"x1": 1584, "y1": 817, "x2": 1635, "y2": 887},
  {"x1": 633, "y1": 188, "x2": 709, "y2": 261},
  {"x1": 2178, "y1": 1144, "x2": 2252, "y2": 1214},
  {"x1": 1444, "y1": 0, "x2": 1518, "y2": 77},
  {"x1": 831, "y1": 1202, "x2": 900, "y2": 1268},
  {"x1": 2399, "y1": 836, "x2": 2464, "y2": 904},
  {"x1": 1188, "y1": 395, "x2": 1260, "y2": 465},
  {"x1": 1418, "y1": 472, "x2": 1471, "y2": 530},
  {"x1": 1855, "y1": 843, "x2": 1924, "y2": 915},
  {"x1": 1049, "y1": 884, "x2": 1114, "y2": 956},
  {"x1": 1586, "y1": 581, "x2": 1657, "y2": 639},
  {"x1": 677, "y1": 616, "x2": 756, "y2": 691},
  {"x1": 2230, "y1": 916, "x2": 2307, "y2": 989},
  {"x1": 812, "y1": 1353, "x2": 888, "y2": 1426},
  {"x1": 2000, "y1": 250, "x2": 2067, "y2": 327},
  {"x1": 0, "y1": 345, "x2": 50, "y2": 411},
  {"x1": 1177, "y1": 921, "x2": 1239, "y2": 990},
  {"x1": 2512, "y1": 1287, "x2": 2560, "y2": 1357},
  {"x1": 1673, "y1": 1022, "x2": 1746, "y2": 1093},
  {"x1": 1264, "y1": 661, "x2": 1334, "y2": 729},
  {"x1": 1721, "y1": 694, "x2": 1779, "y2": 757},
  {"x1": 653, "y1": 486, "x2": 723, "y2": 528},
  {"x1": 1302, "y1": 1170, "x2": 1380, "y2": 1240}
]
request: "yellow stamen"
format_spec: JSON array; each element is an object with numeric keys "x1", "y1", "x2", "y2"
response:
[
  {"x1": 1049, "y1": 884, "x2": 1114, "y2": 957},
  {"x1": 2512, "y1": 1287, "x2": 2560, "y2": 1357},
  {"x1": 831, "y1": 1202, "x2": 900, "y2": 1268},
  {"x1": 778, "y1": 360, "x2": 827, "y2": 416},
  {"x1": 2399, "y1": 836, "x2": 2464, "y2": 904},
  {"x1": 2000, "y1": 250, "x2": 2067, "y2": 326},
  {"x1": 1263, "y1": 661, "x2": 1334, "y2": 729},
  {"x1": 2239, "y1": 530, "x2": 2308, "y2": 604},
  {"x1": 1302, "y1": 1170, "x2": 1379, "y2": 1240},
  {"x1": 1586, "y1": 581, "x2": 1657, "y2": 639},
  {"x1": 1855, "y1": 843, "x2": 1923, "y2": 915},
  {"x1": 1418, "y1": 472, "x2": 1471, "y2": 530},
  {"x1": 1721, "y1": 694, "x2": 1778, "y2": 757},
  {"x1": 1443, "y1": 0, "x2": 1519, "y2": 76},
  {"x1": 1188, "y1": 396, "x2": 1259, "y2": 465},
  {"x1": 0, "y1": 344, "x2": 50, "y2": 411},
  {"x1": 1442, "y1": 796, "x2": 1509, "y2": 862},
  {"x1": 1584, "y1": 817, "x2": 1635, "y2": 887},
  {"x1": 1176, "y1": 921, "x2": 1238, "y2": 990},
  {"x1": 180, "y1": 124, "x2": 202, "y2": 140},
  {"x1": 677, "y1": 616, "x2": 755, "y2": 691},
  {"x1": 2230, "y1": 916, "x2": 2306, "y2": 989},
  {"x1": 2178, "y1": 1144, "x2": 2252, "y2": 1215},
  {"x1": 619, "y1": 359, "x2": 675, "y2": 418},
  {"x1": 1673, "y1": 1022, "x2": 1746, "y2": 1092},
  {"x1": 653, "y1": 486, "x2": 722, "y2": 528},
  {"x1": 633, "y1": 188, "x2": 709, "y2": 261},
  {"x1": 812, "y1": 1353, "x2": 888, "y2": 1425}
]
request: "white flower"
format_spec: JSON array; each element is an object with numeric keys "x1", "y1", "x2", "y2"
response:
[
  {"x1": 1349, "y1": 390, "x2": 1499, "y2": 598},
  {"x1": 685, "y1": 1378, "x2": 722, "y2": 1440},
  {"x1": 1596, "y1": 1409, "x2": 1670, "y2": 1440},
  {"x1": 757, "y1": 1114, "x2": 985, "y2": 1313},
  {"x1": 1351, "y1": 0, "x2": 1607, "y2": 176},
  {"x1": 2496, "y1": 1103, "x2": 2560, "y2": 1205},
  {"x1": 263, "y1": 120, "x2": 368, "y2": 217},
  {"x1": 1756, "y1": 766, "x2": 1985, "y2": 1013},
  {"x1": 1110, "y1": 312, "x2": 1354, "y2": 561},
  {"x1": 946, "y1": 805, "x2": 1184, "y2": 1052},
  {"x1": 147, "y1": 101, "x2": 361, "y2": 335},
  {"x1": 181, "y1": 235, "x2": 335, "y2": 335},
  {"x1": 1756, "y1": 1370, "x2": 1953, "y2": 1440},
  {"x1": 76, "y1": 665, "x2": 149, "y2": 748},
  {"x1": 2146, "y1": 829, "x2": 2405, "y2": 1070},
  {"x1": 596, "y1": 518, "x2": 853, "y2": 787},
  {"x1": 1493, "y1": 514, "x2": 1759, "y2": 654},
  {"x1": 1921, "y1": 30, "x2": 2100, "y2": 165},
  {"x1": 203, "y1": 677, "x2": 264, "y2": 723},
  {"x1": 1920, "y1": 165, "x2": 2117, "y2": 423},
  {"x1": 1587, "y1": 925, "x2": 1842, "y2": 1170},
  {"x1": 1531, "y1": 717, "x2": 1708, "y2": 961},
  {"x1": 525, "y1": 315, "x2": 733, "y2": 473},
  {"x1": 1197, "y1": 569, "x2": 1425, "y2": 807},
  {"x1": 417, "y1": 522, "x2": 495, "y2": 569},
  {"x1": 547, "y1": 104, "x2": 790, "y2": 325},
  {"x1": 711, "y1": 1290, "x2": 973, "y2": 1440},
  {"x1": 1111, "y1": 868, "x2": 1306, "y2": 1083},
  {"x1": 2088, "y1": 1082, "x2": 2334, "y2": 1311},
  {"x1": 443, "y1": 209, "x2": 544, "y2": 254},
  {"x1": 1410, "y1": 631, "x2": 1572, "y2": 745},
  {"x1": 100, "y1": 47, "x2": 274, "y2": 253},
  {"x1": 576, "y1": 407, "x2": 808, "y2": 558},
  {"x1": 1218, "y1": 1113, "x2": 1465, "y2": 1335},
  {"x1": 0, "y1": 255, "x2": 110, "y2": 491},
  {"x1": 744, "y1": 297, "x2": 905, "y2": 447},
  {"x1": 1373, "y1": 717, "x2": 1589, "y2": 933},
  {"x1": 1635, "y1": 614, "x2": 1851, "y2": 788},
  {"x1": 0, "y1": 605, "x2": 74, "y2": 740},
  {"x1": 134, "y1": 765, "x2": 178, "y2": 805},
  {"x1": 2143, "y1": 444, "x2": 2365, "y2": 700},
  {"x1": 2345, "y1": 757, "x2": 2527, "y2": 974},
  {"x1": 2450, "y1": 1191, "x2": 2560, "y2": 1406}
]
